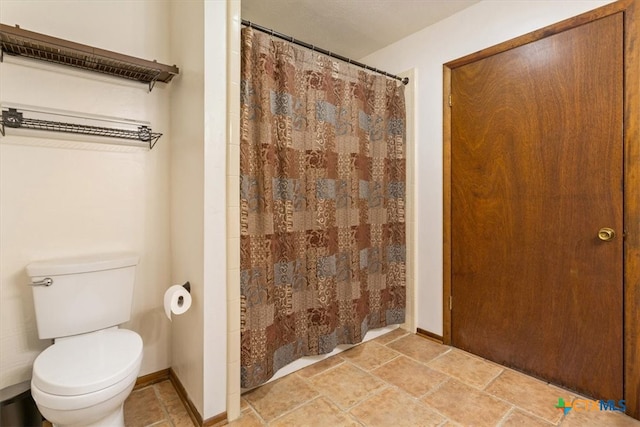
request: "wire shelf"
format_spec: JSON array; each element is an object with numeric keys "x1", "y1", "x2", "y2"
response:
[
  {"x1": 1, "y1": 108, "x2": 162, "y2": 149},
  {"x1": 0, "y1": 24, "x2": 179, "y2": 91}
]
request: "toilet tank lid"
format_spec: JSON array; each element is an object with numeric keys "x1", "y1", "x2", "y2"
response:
[{"x1": 27, "y1": 252, "x2": 139, "y2": 277}]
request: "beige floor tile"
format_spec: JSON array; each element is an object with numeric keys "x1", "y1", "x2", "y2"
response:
[
  {"x1": 155, "y1": 380, "x2": 181, "y2": 405},
  {"x1": 351, "y1": 387, "x2": 444, "y2": 427},
  {"x1": 123, "y1": 386, "x2": 166, "y2": 427},
  {"x1": 270, "y1": 397, "x2": 361, "y2": 427},
  {"x1": 165, "y1": 398, "x2": 195, "y2": 427},
  {"x1": 226, "y1": 409, "x2": 266, "y2": 427},
  {"x1": 240, "y1": 397, "x2": 251, "y2": 411},
  {"x1": 502, "y1": 409, "x2": 554, "y2": 426},
  {"x1": 341, "y1": 341, "x2": 400, "y2": 371},
  {"x1": 373, "y1": 327, "x2": 410, "y2": 345},
  {"x1": 560, "y1": 408, "x2": 640, "y2": 427},
  {"x1": 310, "y1": 362, "x2": 387, "y2": 409},
  {"x1": 422, "y1": 379, "x2": 511, "y2": 427},
  {"x1": 427, "y1": 349, "x2": 503, "y2": 389},
  {"x1": 387, "y1": 334, "x2": 450, "y2": 364},
  {"x1": 372, "y1": 355, "x2": 448, "y2": 397},
  {"x1": 151, "y1": 379, "x2": 197, "y2": 426},
  {"x1": 485, "y1": 369, "x2": 567, "y2": 424},
  {"x1": 243, "y1": 374, "x2": 318, "y2": 422},
  {"x1": 296, "y1": 355, "x2": 344, "y2": 378}
]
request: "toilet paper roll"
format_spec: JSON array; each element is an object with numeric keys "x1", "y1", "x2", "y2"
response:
[{"x1": 164, "y1": 284, "x2": 192, "y2": 321}]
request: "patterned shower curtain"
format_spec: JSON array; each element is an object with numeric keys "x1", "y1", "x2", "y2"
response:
[{"x1": 240, "y1": 27, "x2": 406, "y2": 388}]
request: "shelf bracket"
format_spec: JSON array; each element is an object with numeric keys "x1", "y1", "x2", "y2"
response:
[
  {"x1": 1, "y1": 108, "x2": 23, "y2": 136},
  {"x1": 148, "y1": 75, "x2": 160, "y2": 93}
]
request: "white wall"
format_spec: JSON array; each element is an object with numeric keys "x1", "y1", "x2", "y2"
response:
[
  {"x1": 361, "y1": 0, "x2": 615, "y2": 336},
  {"x1": 169, "y1": 0, "x2": 206, "y2": 416},
  {"x1": 204, "y1": 0, "x2": 230, "y2": 419},
  {"x1": 169, "y1": 0, "x2": 229, "y2": 419},
  {"x1": 0, "y1": 1, "x2": 172, "y2": 389},
  {"x1": 0, "y1": 0, "x2": 230, "y2": 419}
]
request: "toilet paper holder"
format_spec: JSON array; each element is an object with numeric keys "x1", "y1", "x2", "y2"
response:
[
  {"x1": 177, "y1": 282, "x2": 190, "y2": 306},
  {"x1": 164, "y1": 282, "x2": 192, "y2": 320}
]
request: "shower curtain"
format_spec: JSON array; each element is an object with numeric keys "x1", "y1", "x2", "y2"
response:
[{"x1": 240, "y1": 27, "x2": 406, "y2": 388}]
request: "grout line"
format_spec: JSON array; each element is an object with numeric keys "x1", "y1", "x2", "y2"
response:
[
  {"x1": 343, "y1": 351, "x2": 403, "y2": 372},
  {"x1": 368, "y1": 352, "x2": 402, "y2": 372},
  {"x1": 265, "y1": 395, "x2": 325, "y2": 425},
  {"x1": 403, "y1": 383, "x2": 457, "y2": 426},
  {"x1": 296, "y1": 356, "x2": 345, "y2": 380},
  {"x1": 419, "y1": 378, "x2": 516, "y2": 426},
  {"x1": 340, "y1": 358, "x2": 455, "y2": 424},
  {"x1": 386, "y1": 346, "x2": 452, "y2": 369},
  {"x1": 482, "y1": 367, "x2": 505, "y2": 391},
  {"x1": 342, "y1": 382, "x2": 392, "y2": 412},
  {"x1": 474, "y1": 383, "x2": 562, "y2": 426},
  {"x1": 420, "y1": 376, "x2": 453, "y2": 400},
  {"x1": 375, "y1": 329, "x2": 410, "y2": 346},
  {"x1": 314, "y1": 359, "x2": 391, "y2": 412},
  {"x1": 151, "y1": 382, "x2": 175, "y2": 426},
  {"x1": 349, "y1": 414, "x2": 366, "y2": 427},
  {"x1": 244, "y1": 403, "x2": 268, "y2": 426},
  {"x1": 423, "y1": 346, "x2": 454, "y2": 365},
  {"x1": 517, "y1": 406, "x2": 563, "y2": 426},
  {"x1": 495, "y1": 405, "x2": 517, "y2": 427},
  {"x1": 368, "y1": 354, "x2": 450, "y2": 399},
  {"x1": 246, "y1": 406, "x2": 267, "y2": 426}
]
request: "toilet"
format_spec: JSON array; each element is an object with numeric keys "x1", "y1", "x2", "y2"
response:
[{"x1": 26, "y1": 253, "x2": 143, "y2": 427}]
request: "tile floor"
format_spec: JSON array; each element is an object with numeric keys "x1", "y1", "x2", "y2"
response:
[
  {"x1": 122, "y1": 329, "x2": 640, "y2": 427},
  {"x1": 123, "y1": 379, "x2": 196, "y2": 427},
  {"x1": 231, "y1": 329, "x2": 640, "y2": 427}
]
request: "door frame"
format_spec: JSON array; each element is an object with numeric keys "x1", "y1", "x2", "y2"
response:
[{"x1": 442, "y1": 0, "x2": 639, "y2": 419}]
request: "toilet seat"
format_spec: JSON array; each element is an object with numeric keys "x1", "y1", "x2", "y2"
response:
[
  {"x1": 31, "y1": 365, "x2": 139, "y2": 411},
  {"x1": 32, "y1": 329, "x2": 143, "y2": 397}
]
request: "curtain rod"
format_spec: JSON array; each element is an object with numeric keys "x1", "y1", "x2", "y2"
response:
[{"x1": 241, "y1": 20, "x2": 409, "y2": 86}]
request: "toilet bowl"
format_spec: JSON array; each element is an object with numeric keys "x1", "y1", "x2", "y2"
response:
[
  {"x1": 26, "y1": 252, "x2": 143, "y2": 427},
  {"x1": 31, "y1": 329, "x2": 143, "y2": 427}
]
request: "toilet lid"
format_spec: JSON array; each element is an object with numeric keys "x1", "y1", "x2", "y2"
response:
[{"x1": 32, "y1": 329, "x2": 143, "y2": 396}]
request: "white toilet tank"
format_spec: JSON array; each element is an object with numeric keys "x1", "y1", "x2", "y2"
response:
[{"x1": 26, "y1": 253, "x2": 139, "y2": 340}]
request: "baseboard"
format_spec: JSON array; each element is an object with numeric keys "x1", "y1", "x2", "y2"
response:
[
  {"x1": 168, "y1": 368, "x2": 204, "y2": 426},
  {"x1": 167, "y1": 368, "x2": 228, "y2": 426},
  {"x1": 416, "y1": 328, "x2": 444, "y2": 344},
  {"x1": 203, "y1": 411, "x2": 229, "y2": 426},
  {"x1": 135, "y1": 368, "x2": 227, "y2": 426},
  {"x1": 134, "y1": 369, "x2": 170, "y2": 390}
]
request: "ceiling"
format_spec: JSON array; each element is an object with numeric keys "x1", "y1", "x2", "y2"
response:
[{"x1": 241, "y1": 0, "x2": 481, "y2": 59}]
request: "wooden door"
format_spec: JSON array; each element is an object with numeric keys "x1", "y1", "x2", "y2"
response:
[{"x1": 450, "y1": 13, "x2": 623, "y2": 400}]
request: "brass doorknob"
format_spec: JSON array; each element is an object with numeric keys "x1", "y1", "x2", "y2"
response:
[{"x1": 598, "y1": 227, "x2": 616, "y2": 241}]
